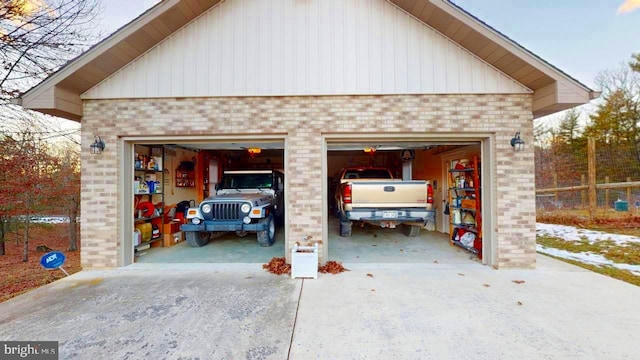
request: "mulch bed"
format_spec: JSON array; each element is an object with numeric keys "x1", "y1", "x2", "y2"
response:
[{"x1": 0, "y1": 224, "x2": 81, "y2": 303}]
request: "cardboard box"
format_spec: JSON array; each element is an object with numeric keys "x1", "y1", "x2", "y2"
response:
[
  {"x1": 163, "y1": 221, "x2": 180, "y2": 234},
  {"x1": 461, "y1": 199, "x2": 476, "y2": 209},
  {"x1": 163, "y1": 231, "x2": 184, "y2": 247}
]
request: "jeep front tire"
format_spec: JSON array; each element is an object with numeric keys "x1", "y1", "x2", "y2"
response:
[
  {"x1": 186, "y1": 231, "x2": 211, "y2": 247},
  {"x1": 256, "y1": 214, "x2": 276, "y2": 247}
]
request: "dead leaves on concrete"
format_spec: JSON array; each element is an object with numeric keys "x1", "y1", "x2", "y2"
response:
[
  {"x1": 262, "y1": 258, "x2": 349, "y2": 276},
  {"x1": 512, "y1": 280, "x2": 526, "y2": 284},
  {"x1": 262, "y1": 257, "x2": 291, "y2": 275},
  {"x1": 318, "y1": 261, "x2": 349, "y2": 274}
]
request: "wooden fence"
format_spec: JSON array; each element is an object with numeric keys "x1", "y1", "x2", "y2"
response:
[{"x1": 536, "y1": 138, "x2": 640, "y2": 220}]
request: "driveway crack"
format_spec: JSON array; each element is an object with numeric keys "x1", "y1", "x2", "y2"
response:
[{"x1": 287, "y1": 279, "x2": 304, "y2": 360}]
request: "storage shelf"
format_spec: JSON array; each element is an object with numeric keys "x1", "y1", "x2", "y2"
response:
[
  {"x1": 450, "y1": 206, "x2": 476, "y2": 212},
  {"x1": 134, "y1": 145, "x2": 165, "y2": 259},
  {"x1": 452, "y1": 240, "x2": 479, "y2": 254},
  {"x1": 448, "y1": 155, "x2": 482, "y2": 259},
  {"x1": 134, "y1": 168, "x2": 163, "y2": 173},
  {"x1": 134, "y1": 215, "x2": 162, "y2": 223},
  {"x1": 135, "y1": 238, "x2": 162, "y2": 248},
  {"x1": 452, "y1": 224, "x2": 479, "y2": 233}
]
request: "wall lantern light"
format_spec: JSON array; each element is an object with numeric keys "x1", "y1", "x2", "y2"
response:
[
  {"x1": 510, "y1": 132, "x2": 525, "y2": 152},
  {"x1": 90, "y1": 135, "x2": 105, "y2": 154}
]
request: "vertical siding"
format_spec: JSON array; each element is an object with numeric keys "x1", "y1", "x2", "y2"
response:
[{"x1": 82, "y1": 0, "x2": 531, "y2": 99}]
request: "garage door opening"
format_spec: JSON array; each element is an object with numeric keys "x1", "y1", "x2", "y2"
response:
[
  {"x1": 124, "y1": 139, "x2": 286, "y2": 266},
  {"x1": 324, "y1": 139, "x2": 490, "y2": 265}
]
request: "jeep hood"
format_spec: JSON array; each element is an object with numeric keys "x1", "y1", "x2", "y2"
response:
[{"x1": 205, "y1": 192, "x2": 273, "y2": 204}]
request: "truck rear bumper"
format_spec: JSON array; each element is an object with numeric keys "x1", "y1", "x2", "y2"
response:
[
  {"x1": 181, "y1": 221, "x2": 267, "y2": 233},
  {"x1": 346, "y1": 209, "x2": 435, "y2": 223}
]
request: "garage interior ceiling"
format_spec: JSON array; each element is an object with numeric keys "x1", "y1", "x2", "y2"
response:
[
  {"x1": 327, "y1": 142, "x2": 473, "y2": 151},
  {"x1": 172, "y1": 141, "x2": 473, "y2": 151},
  {"x1": 177, "y1": 141, "x2": 285, "y2": 150}
]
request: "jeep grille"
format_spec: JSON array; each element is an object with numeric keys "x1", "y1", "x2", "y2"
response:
[{"x1": 203, "y1": 203, "x2": 241, "y2": 221}]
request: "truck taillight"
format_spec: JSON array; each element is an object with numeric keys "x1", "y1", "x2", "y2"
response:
[
  {"x1": 343, "y1": 184, "x2": 352, "y2": 204},
  {"x1": 427, "y1": 183, "x2": 434, "y2": 204}
]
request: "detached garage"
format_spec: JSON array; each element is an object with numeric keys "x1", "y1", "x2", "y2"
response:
[{"x1": 17, "y1": 0, "x2": 595, "y2": 269}]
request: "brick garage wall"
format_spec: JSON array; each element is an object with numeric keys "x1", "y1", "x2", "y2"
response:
[{"x1": 81, "y1": 94, "x2": 535, "y2": 269}]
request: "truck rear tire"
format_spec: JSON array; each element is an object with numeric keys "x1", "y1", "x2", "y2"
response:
[
  {"x1": 402, "y1": 224, "x2": 421, "y2": 237},
  {"x1": 257, "y1": 215, "x2": 276, "y2": 247},
  {"x1": 340, "y1": 221, "x2": 352, "y2": 237},
  {"x1": 186, "y1": 231, "x2": 211, "y2": 247}
]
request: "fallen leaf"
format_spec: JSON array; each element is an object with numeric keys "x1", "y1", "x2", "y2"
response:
[
  {"x1": 372, "y1": 244, "x2": 377, "y2": 247},
  {"x1": 512, "y1": 280, "x2": 525, "y2": 284},
  {"x1": 367, "y1": 273, "x2": 374, "y2": 278},
  {"x1": 483, "y1": 284, "x2": 490, "y2": 287},
  {"x1": 458, "y1": 273, "x2": 465, "y2": 276},
  {"x1": 492, "y1": 265, "x2": 499, "y2": 270},
  {"x1": 517, "y1": 301, "x2": 523, "y2": 305},
  {"x1": 371, "y1": 289, "x2": 376, "y2": 292},
  {"x1": 433, "y1": 260, "x2": 439, "y2": 264},
  {"x1": 400, "y1": 249, "x2": 404, "y2": 252},
  {"x1": 245, "y1": 276, "x2": 253, "y2": 279}
]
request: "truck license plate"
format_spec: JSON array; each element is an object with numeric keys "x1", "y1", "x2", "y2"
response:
[{"x1": 382, "y1": 211, "x2": 398, "y2": 218}]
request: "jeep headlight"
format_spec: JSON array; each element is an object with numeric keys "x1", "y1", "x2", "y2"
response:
[
  {"x1": 202, "y1": 204, "x2": 212, "y2": 213},
  {"x1": 240, "y1": 203, "x2": 251, "y2": 213}
]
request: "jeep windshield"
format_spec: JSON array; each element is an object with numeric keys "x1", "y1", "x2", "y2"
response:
[{"x1": 219, "y1": 173, "x2": 273, "y2": 189}]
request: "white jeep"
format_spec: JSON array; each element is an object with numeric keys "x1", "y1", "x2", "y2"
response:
[{"x1": 181, "y1": 170, "x2": 285, "y2": 247}]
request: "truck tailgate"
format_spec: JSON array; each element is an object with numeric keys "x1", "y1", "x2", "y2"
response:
[{"x1": 349, "y1": 180, "x2": 427, "y2": 208}]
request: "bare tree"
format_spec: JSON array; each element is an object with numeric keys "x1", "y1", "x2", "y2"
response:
[{"x1": 1, "y1": 0, "x2": 101, "y2": 97}]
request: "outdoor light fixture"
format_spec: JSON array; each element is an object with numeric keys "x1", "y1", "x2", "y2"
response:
[
  {"x1": 90, "y1": 135, "x2": 105, "y2": 154},
  {"x1": 510, "y1": 132, "x2": 525, "y2": 151}
]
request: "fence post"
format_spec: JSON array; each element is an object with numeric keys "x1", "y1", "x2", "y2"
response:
[
  {"x1": 605, "y1": 176, "x2": 610, "y2": 209},
  {"x1": 588, "y1": 138, "x2": 596, "y2": 221},
  {"x1": 581, "y1": 174, "x2": 586, "y2": 208},
  {"x1": 628, "y1": 177, "x2": 632, "y2": 211}
]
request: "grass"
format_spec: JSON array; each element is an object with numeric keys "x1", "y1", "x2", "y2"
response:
[
  {"x1": 540, "y1": 253, "x2": 640, "y2": 287},
  {"x1": 537, "y1": 234, "x2": 640, "y2": 286},
  {"x1": 537, "y1": 236, "x2": 640, "y2": 266}
]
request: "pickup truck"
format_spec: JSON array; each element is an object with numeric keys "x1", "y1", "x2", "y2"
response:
[
  {"x1": 181, "y1": 170, "x2": 285, "y2": 247},
  {"x1": 334, "y1": 167, "x2": 434, "y2": 237}
]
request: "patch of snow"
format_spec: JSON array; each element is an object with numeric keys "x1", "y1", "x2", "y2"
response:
[
  {"x1": 537, "y1": 245, "x2": 640, "y2": 276},
  {"x1": 536, "y1": 223, "x2": 640, "y2": 245}
]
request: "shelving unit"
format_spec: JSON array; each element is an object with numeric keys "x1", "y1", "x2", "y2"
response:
[
  {"x1": 448, "y1": 155, "x2": 482, "y2": 258},
  {"x1": 134, "y1": 145, "x2": 165, "y2": 251}
]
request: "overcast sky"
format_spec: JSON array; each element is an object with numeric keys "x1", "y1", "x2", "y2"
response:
[{"x1": 96, "y1": 0, "x2": 639, "y2": 126}]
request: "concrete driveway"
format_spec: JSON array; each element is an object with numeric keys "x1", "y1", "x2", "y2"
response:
[{"x1": 1, "y1": 256, "x2": 638, "y2": 359}]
